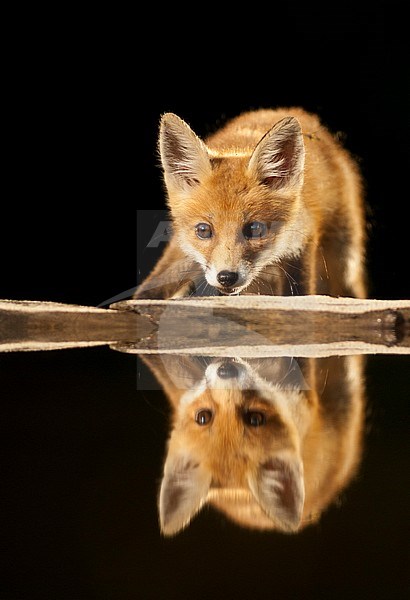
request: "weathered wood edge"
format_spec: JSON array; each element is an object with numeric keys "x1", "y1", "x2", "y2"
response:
[
  {"x1": 115, "y1": 296, "x2": 410, "y2": 354},
  {"x1": 1, "y1": 297, "x2": 409, "y2": 355},
  {"x1": 0, "y1": 300, "x2": 116, "y2": 313},
  {"x1": 0, "y1": 299, "x2": 144, "y2": 353},
  {"x1": 114, "y1": 342, "x2": 410, "y2": 358},
  {"x1": 114, "y1": 295, "x2": 410, "y2": 313}
]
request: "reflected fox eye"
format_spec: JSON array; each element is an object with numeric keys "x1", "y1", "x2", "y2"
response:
[
  {"x1": 244, "y1": 411, "x2": 266, "y2": 427},
  {"x1": 243, "y1": 221, "x2": 267, "y2": 239},
  {"x1": 195, "y1": 223, "x2": 213, "y2": 239},
  {"x1": 195, "y1": 409, "x2": 213, "y2": 425}
]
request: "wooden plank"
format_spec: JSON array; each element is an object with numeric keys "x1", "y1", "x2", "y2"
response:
[
  {"x1": 0, "y1": 300, "x2": 140, "y2": 352},
  {"x1": 113, "y1": 296, "x2": 410, "y2": 357},
  {"x1": 0, "y1": 296, "x2": 409, "y2": 356}
]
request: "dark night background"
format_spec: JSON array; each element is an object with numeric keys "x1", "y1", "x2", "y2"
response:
[
  {"x1": 1, "y1": 6, "x2": 409, "y2": 600},
  {"x1": 1, "y1": 8, "x2": 408, "y2": 307}
]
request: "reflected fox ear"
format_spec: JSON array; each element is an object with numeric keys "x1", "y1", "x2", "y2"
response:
[
  {"x1": 159, "y1": 113, "x2": 212, "y2": 192},
  {"x1": 248, "y1": 456, "x2": 305, "y2": 532},
  {"x1": 159, "y1": 450, "x2": 211, "y2": 536},
  {"x1": 248, "y1": 117, "x2": 305, "y2": 191}
]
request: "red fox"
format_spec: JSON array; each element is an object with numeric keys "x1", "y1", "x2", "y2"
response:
[
  {"x1": 141, "y1": 354, "x2": 365, "y2": 536},
  {"x1": 136, "y1": 108, "x2": 366, "y2": 299}
]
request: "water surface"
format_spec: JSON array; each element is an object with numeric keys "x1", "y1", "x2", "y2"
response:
[{"x1": 0, "y1": 312, "x2": 408, "y2": 599}]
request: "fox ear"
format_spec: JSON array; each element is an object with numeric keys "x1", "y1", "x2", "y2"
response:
[
  {"x1": 248, "y1": 456, "x2": 305, "y2": 532},
  {"x1": 248, "y1": 117, "x2": 305, "y2": 191},
  {"x1": 159, "y1": 113, "x2": 212, "y2": 192},
  {"x1": 159, "y1": 449, "x2": 211, "y2": 536}
]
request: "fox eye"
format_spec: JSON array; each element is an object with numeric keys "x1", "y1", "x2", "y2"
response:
[
  {"x1": 195, "y1": 223, "x2": 213, "y2": 239},
  {"x1": 244, "y1": 411, "x2": 266, "y2": 427},
  {"x1": 195, "y1": 409, "x2": 213, "y2": 425},
  {"x1": 243, "y1": 221, "x2": 267, "y2": 239}
]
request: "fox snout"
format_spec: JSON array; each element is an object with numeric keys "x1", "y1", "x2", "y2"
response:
[
  {"x1": 217, "y1": 270, "x2": 239, "y2": 288},
  {"x1": 205, "y1": 264, "x2": 250, "y2": 295},
  {"x1": 206, "y1": 359, "x2": 250, "y2": 389},
  {"x1": 216, "y1": 360, "x2": 240, "y2": 379}
]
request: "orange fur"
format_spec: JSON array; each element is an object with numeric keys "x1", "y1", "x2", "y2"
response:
[
  {"x1": 136, "y1": 108, "x2": 366, "y2": 299},
  {"x1": 142, "y1": 354, "x2": 365, "y2": 536}
]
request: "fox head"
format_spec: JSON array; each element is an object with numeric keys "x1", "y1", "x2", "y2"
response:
[
  {"x1": 159, "y1": 357, "x2": 307, "y2": 536},
  {"x1": 159, "y1": 113, "x2": 308, "y2": 295},
  {"x1": 141, "y1": 354, "x2": 365, "y2": 536}
]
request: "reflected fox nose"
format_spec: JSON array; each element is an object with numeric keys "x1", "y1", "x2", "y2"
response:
[
  {"x1": 217, "y1": 362, "x2": 239, "y2": 379},
  {"x1": 217, "y1": 271, "x2": 238, "y2": 287}
]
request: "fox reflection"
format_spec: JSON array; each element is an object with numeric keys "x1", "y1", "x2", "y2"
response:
[{"x1": 142, "y1": 354, "x2": 365, "y2": 536}]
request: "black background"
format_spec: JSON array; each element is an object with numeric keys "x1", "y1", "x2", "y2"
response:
[
  {"x1": 1, "y1": 6, "x2": 409, "y2": 600},
  {"x1": 0, "y1": 7, "x2": 408, "y2": 305}
]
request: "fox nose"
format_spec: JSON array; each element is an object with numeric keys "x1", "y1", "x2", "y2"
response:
[
  {"x1": 217, "y1": 362, "x2": 239, "y2": 379},
  {"x1": 217, "y1": 271, "x2": 239, "y2": 287}
]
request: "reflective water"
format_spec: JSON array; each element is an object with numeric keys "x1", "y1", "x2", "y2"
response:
[
  {"x1": 141, "y1": 355, "x2": 365, "y2": 536},
  {"x1": 1, "y1": 342, "x2": 408, "y2": 599}
]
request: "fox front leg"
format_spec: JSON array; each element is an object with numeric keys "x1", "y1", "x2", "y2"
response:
[
  {"x1": 135, "y1": 242, "x2": 204, "y2": 299},
  {"x1": 170, "y1": 280, "x2": 197, "y2": 298}
]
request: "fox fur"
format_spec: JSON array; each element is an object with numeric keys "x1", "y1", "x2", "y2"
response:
[
  {"x1": 141, "y1": 354, "x2": 365, "y2": 536},
  {"x1": 136, "y1": 108, "x2": 366, "y2": 299}
]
